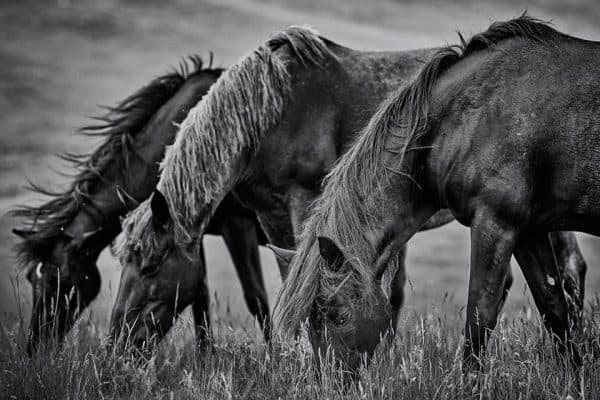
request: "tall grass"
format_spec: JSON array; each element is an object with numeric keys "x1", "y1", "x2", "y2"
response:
[{"x1": 1, "y1": 302, "x2": 599, "y2": 400}]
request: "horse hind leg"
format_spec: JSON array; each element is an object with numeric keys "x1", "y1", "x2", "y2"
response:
[{"x1": 513, "y1": 231, "x2": 581, "y2": 366}]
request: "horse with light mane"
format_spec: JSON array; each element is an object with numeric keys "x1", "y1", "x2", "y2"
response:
[
  {"x1": 11, "y1": 56, "x2": 273, "y2": 353},
  {"x1": 113, "y1": 24, "x2": 587, "y2": 355},
  {"x1": 276, "y1": 15, "x2": 599, "y2": 371}
]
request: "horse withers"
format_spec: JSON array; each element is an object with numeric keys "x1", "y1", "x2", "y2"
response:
[
  {"x1": 12, "y1": 57, "x2": 272, "y2": 353},
  {"x1": 276, "y1": 15, "x2": 597, "y2": 372}
]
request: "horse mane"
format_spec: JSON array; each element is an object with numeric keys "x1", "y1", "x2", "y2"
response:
[
  {"x1": 117, "y1": 26, "x2": 336, "y2": 257},
  {"x1": 11, "y1": 55, "x2": 219, "y2": 269},
  {"x1": 274, "y1": 14, "x2": 566, "y2": 333}
]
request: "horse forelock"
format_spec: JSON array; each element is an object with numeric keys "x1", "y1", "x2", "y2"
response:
[
  {"x1": 114, "y1": 199, "x2": 156, "y2": 261},
  {"x1": 10, "y1": 55, "x2": 217, "y2": 271},
  {"x1": 274, "y1": 14, "x2": 564, "y2": 334}
]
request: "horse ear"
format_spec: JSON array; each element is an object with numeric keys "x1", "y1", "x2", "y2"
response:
[
  {"x1": 116, "y1": 186, "x2": 140, "y2": 209},
  {"x1": 150, "y1": 190, "x2": 171, "y2": 228},
  {"x1": 317, "y1": 236, "x2": 345, "y2": 270},
  {"x1": 12, "y1": 228, "x2": 36, "y2": 239},
  {"x1": 61, "y1": 231, "x2": 75, "y2": 242},
  {"x1": 266, "y1": 244, "x2": 295, "y2": 278}
]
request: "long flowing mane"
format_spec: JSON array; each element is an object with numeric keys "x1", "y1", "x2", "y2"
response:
[
  {"x1": 274, "y1": 14, "x2": 567, "y2": 333},
  {"x1": 117, "y1": 26, "x2": 336, "y2": 255},
  {"x1": 12, "y1": 55, "x2": 219, "y2": 269}
]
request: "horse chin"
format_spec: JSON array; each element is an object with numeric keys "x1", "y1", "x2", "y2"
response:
[
  {"x1": 309, "y1": 319, "x2": 389, "y2": 375},
  {"x1": 27, "y1": 279, "x2": 78, "y2": 352},
  {"x1": 308, "y1": 328, "x2": 363, "y2": 375},
  {"x1": 27, "y1": 303, "x2": 71, "y2": 356},
  {"x1": 128, "y1": 301, "x2": 174, "y2": 351},
  {"x1": 312, "y1": 341, "x2": 365, "y2": 379},
  {"x1": 339, "y1": 351, "x2": 365, "y2": 377}
]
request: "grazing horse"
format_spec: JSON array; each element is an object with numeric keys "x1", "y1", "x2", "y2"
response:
[
  {"x1": 113, "y1": 26, "x2": 587, "y2": 352},
  {"x1": 276, "y1": 15, "x2": 599, "y2": 371},
  {"x1": 11, "y1": 56, "x2": 271, "y2": 353}
]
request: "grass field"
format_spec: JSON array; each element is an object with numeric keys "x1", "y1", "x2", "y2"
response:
[
  {"x1": 2, "y1": 303, "x2": 600, "y2": 399},
  {"x1": 1, "y1": 0, "x2": 600, "y2": 398}
]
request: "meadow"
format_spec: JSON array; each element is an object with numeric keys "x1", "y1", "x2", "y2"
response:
[
  {"x1": 2, "y1": 301, "x2": 600, "y2": 399},
  {"x1": 1, "y1": 0, "x2": 600, "y2": 398}
]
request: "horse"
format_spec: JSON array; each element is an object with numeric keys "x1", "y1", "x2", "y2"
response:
[
  {"x1": 275, "y1": 15, "x2": 599, "y2": 372},
  {"x1": 11, "y1": 56, "x2": 272, "y2": 353},
  {"x1": 112, "y1": 26, "x2": 587, "y2": 353}
]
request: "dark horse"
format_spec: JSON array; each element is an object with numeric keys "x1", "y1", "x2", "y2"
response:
[
  {"x1": 113, "y1": 26, "x2": 587, "y2": 353},
  {"x1": 277, "y1": 16, "x2": 599, "y2": 371},
  {"x1": 12, "y1": 56, "x2": 272, "y2": 353}
]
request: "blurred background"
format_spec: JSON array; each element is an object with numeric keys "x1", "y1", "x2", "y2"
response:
[{"x1": 1, "y1": 0, "x2": 599, "y2": 338}]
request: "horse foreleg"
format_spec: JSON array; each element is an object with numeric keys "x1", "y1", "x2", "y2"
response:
[
  {"x1": 220, "y1": 215, "x2": 271, "y2": 343},
  {"x1": 513, "y1": 231, "x2": 581, "y2": 365},
  {"x1": 464, "y1": 212, "x2": 517, "y2": 371},
  {"x1": 191, "y1": 245, "x2": 211, "y2": 346},
  {"x1": 497, "y1": 266, "x2": 514, "y2": 316},
  {"x1": 549, "y1": 231, "x2": 587, "y2": 331},
  {"x1": 389, "y1": 246, "x2": 407, "y2": 330}
]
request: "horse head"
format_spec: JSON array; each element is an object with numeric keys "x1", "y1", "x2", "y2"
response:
[
  {"x1": 110, "y1": 190, "x2": 205, "y2": 349},
  {"x1": 12, "y1": 227, "x2": 102, "y2": 354},
  {"x1": 271, "y1": 236, "x2": 392, "y2": 373}
]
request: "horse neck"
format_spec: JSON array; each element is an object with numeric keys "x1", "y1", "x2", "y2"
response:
[
  {"x1": 363, "y1": 151, "x2": 438, "y2": 260},
  {"x1": 66, "y1": 71, "x2": 222, "y2": 259},
  {"x1": 56, "y1": 148, "x2": 158, "y2": 264}
]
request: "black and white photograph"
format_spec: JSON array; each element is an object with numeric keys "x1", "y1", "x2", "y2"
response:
[{"x1": 1, "y1": 0, "x2": 599, "y2": 398}]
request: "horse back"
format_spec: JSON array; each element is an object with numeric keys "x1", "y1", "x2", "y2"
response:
[{"x1": 247, "y1": 45, "x2": 437, "y2": 201}]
